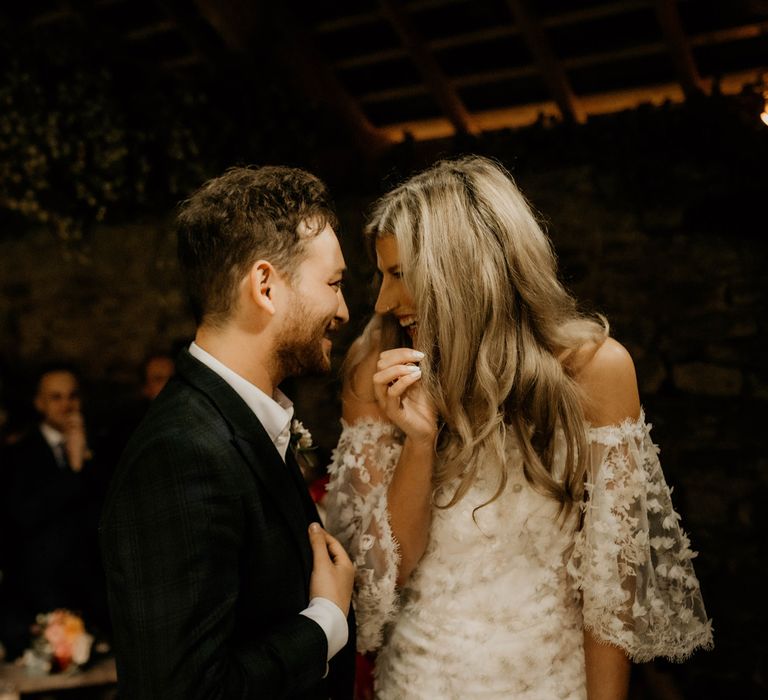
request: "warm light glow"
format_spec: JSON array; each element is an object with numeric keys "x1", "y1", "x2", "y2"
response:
[
  {"x1": 762, "y1": 91, "x2": 768, "y2": 126},
  {"x1": 379, "y1": 69, "x2": 765, "y2": 142}
]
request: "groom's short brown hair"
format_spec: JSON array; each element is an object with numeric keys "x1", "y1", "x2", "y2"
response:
[{"x1": 177, "y1": 166, "x2": 338, "y2": 325}]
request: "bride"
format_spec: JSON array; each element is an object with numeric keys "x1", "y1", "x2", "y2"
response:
[{"x1": 325, "y1": 156, "x2": 712, "y2": 699}]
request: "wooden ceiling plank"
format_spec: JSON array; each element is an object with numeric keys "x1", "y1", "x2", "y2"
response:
[
  {"x1": 379, "y1": 0, "x2": 479, "y2": 135},
  {"x1": 161, "y1": 53, "x2": 204, "y2": 70},
  {"x1": 407, "y1": 0, "x2": 472, "y2": 12},
  {"x1": 544, "y1": 0, "x2": 651, "y2": 28},
  {"x1": 430, "y1": 25, "x2": 519, "y2": 51},
  {"x1": 690, "y1": 21, "x2": 768, "y2": 48},
  {"x1": 505, "y1": 0, "x2": 585, "y2": 123},
  {"x1": 565, "y1": 41, "x2": 665, "y2": 70},
  {"x1": 314, "y1": 0, "x2": 471, "y2": 32},
  {"x1": 654, "y1": 0, "x2": 705, "y2": 97},
  {"x1": 314, "y1": 12, "x2": 381, "y2": 34},
  {"x1": 359, "y1": 83, "x2": 429, "y2": 105},
  {"x1": 30, "y1": 9, "x2": 72, "y2": 27},
  {"x1": 335, "y1": 47, "x2": 409, "y2": 70},
  {"x1": 452, "y1": 64, "x2": 538, "y2": 89},
  {"x1": 125, "y1": 19, "x2": 176, "y2": 42}
]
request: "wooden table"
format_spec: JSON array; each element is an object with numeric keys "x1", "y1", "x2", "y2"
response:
[{"x1": 0, "y1": 657, "x2": 116, "y2": 697}]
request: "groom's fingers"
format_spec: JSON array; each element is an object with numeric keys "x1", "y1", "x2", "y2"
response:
[
  {"x1": 323, "y1": 531, "x2": 353, "y2": 567},
  {"x1": 308, "y1": 523, "x2": 355, "y2": 615},
  {"x1": 308, "y1": 523, "x2": 353, "y2": 568},
  {"x1": 308, "y1": 522, "x2": 332, "y2": 562}
]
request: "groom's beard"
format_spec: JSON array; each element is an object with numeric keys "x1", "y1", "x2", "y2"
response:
[{"x1": 275, "y1": 300, "x2": 334, "y2": 378}]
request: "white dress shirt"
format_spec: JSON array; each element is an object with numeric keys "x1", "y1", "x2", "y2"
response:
[
  {"x1": 40, "y1": 422, "x2": 67, "y2": 467},
  {"x1": 189, "y1": 342, "x2": 348, "y2": 662}
]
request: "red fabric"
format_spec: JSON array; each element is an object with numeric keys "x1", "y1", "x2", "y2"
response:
[
  {"x1": 354, "y1": 652, "x2": 376, "y2": 700},
  {"x1": 308, "y1": 474, "x2": 330, "y2": 504}
]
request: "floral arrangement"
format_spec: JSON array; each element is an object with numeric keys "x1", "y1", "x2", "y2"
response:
[{"x1": 21, "y1": 610, "x2": 93, "y2": 675}]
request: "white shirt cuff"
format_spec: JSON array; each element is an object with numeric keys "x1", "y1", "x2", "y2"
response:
[{"x1": 299, "y1": 596, "x2": 349, "y2": 662}]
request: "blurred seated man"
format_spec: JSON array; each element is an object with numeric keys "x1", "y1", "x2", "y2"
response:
[
  {"x1": 140, "y1": 352, "x2": 175, "y2": 402},
  {"x1": 0, "y1": 364, "x2": 105, "y2": 659}
]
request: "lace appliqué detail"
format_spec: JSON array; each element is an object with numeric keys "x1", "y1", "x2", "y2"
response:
[
  {"x1": 567, "y1": 411, "x2": 714, "y2": 662},
  {"x1": 325, "y1": 418, "x2": 404, "y2": 653}
]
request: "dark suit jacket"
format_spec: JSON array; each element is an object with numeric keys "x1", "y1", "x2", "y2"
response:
[
  {"x1": 99, "y1": 350, "x2": 355, "y2": 699},
  {"x1": 0, "y1": 428, "x2": 103, "y2": 657}
]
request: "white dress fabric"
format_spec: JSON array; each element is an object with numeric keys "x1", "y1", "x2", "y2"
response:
[{"x1": 325, "y1": 412, "x2": 713, "y2": 700}]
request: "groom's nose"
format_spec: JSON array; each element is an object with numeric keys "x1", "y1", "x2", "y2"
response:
[{"x1": 336, "y1": 290, "x2": 349, "y2": 324}]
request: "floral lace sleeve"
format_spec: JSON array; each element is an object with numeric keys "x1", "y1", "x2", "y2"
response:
[
  {"x1": 567, "y1": 411, "x2": 714, "y2": 662},
  {"x1": 325, "y1": 417, "x2": 404, "y2": 653}
]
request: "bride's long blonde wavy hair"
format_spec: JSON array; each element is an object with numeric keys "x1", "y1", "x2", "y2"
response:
[{"x1": 352, "y1": 156, "x2": 607, "y2": 514}]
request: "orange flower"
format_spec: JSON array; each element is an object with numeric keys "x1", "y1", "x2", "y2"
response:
[{"x1": 41, "y1": 610, "x2": 91, "y2": 671}]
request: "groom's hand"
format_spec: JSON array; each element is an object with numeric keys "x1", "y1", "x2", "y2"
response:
[{"x1": 308, "y1": 523, "x2": 355, "y2": 616}]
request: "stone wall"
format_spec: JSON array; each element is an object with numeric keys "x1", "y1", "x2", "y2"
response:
[
  {"x1": 1, "y1": 125, "x2": 766, "y2": 697},
  {"x1": 518, "y1": 161, "x2": 766, "y2": 699}
]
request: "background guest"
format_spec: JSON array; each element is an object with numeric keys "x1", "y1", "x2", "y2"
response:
[
  {"x1": 140, "y1": 352, "x2": 175, "y2": 403},
  {"x1": 0, "y1": 364, "x2": 107, "y2": 659}
]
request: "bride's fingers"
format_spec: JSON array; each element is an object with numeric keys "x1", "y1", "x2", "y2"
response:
[
  {"x1": 385, "y1": 369, "x2": 422, "y2": 398},
  {"x1": 373, "y1": 364, "x2": 421, "y2": 388},
  {"x1": 377, "y1": 348, "x2": 424, "y2": 371}
]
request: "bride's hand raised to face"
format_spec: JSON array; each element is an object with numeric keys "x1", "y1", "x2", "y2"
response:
[{"x1": 373, "y1": 348, "x2": 438, "y2": 447}]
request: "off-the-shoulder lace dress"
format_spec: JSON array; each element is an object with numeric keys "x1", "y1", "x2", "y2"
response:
[{"x1": 325, "y1": 412, "x2": 713, "y2": 699}]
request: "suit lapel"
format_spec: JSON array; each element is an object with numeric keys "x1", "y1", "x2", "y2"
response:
[
  {"x1": 175, "y1": 350, "x2": 313, "y2": 581},
  {"x1": 285, "y1": 447, "x2": 322, "y2": 524},
  {"x1": 231, "y1": 434, "x2": 313, "y2": 579}
]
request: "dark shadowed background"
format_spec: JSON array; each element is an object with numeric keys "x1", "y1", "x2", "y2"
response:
[{"x1": 1, "y1": 1, "x2": 766, "y2": 698}]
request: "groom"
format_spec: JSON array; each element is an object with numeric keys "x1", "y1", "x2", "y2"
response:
[{"x1": 99, "y1": 166, "x2": 355, "y2": 698}]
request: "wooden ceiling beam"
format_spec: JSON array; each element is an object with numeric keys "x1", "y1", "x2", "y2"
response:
[
  {"x1": 357, "y1": 20, "x2": 767, "y2": 103},
  {"x1": 654, "y1": 0, "x2": 705, "y2": 97},
  {"x1": 379, "y1": 67, "x2": 765, "y2": 142},
  {"x1": 314, "y1": 12, "x2": 380, "y2": 34},
  {"x1": 314, "y1": 0, "x2": 470, "y2": 34},
  {"x1": 565, "y1": 42, "x2": 664, "y2": 70},
  {"x1": 125, "y1": 20, "x2": 176, "y2": 42},
  {"x1": 334, "y1": 26, "x2": 521, "y2": 71},
  {"x1": 335, "y1": 47, "x2": 408, "y2": 71},
  {"x1": 545, "y1": 0, "x2": 651, "y2": 28},
  {"x1": 160, "y1": 53, "x2": 204, "y2": 70},
  {"x1": 379, "y1": 0, "x2": 479, "y2": 135},
  {"x1": 360, "y1": 83, "x2": 429, "y2": 105},
  {"x1": 153, "y1": 0, "x2": 235, "y2": 79},
  {"x1": 30, "y1": 9, "x2": 72, "y2": 27},
  {"x1": 193, "y1": 0, "x2": 392, "y2": 156},
  {"x1": 690, "y1": 21, "x2": 768, "y2": 47},
  {"x1": 328, "y1": 0, "x2": 652, "y2": 69},
  {"x1": 504, "y1": 0, "x2": 585, "y2": 124}
]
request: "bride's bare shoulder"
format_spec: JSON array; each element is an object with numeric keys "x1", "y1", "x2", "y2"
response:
[{"x1": 570, "y1": 337, "x2": 641, "y2": 426}]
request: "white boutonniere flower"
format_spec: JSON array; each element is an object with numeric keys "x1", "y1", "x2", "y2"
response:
[
  {"x1": 290, "y1": 419, "x2": 318, "y2": 480},
  {"x1": 290, "y1": 419, "x2": 314, "y2": 452}
]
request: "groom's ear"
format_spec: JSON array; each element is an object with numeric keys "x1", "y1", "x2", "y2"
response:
[{"x1": 247, "y1": 260, "x2": 279, "y2": 315}]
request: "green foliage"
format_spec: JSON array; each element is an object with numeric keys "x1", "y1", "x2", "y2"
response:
[{"x1": 0, "y1": 26, "x2": 213, "y2": 241}]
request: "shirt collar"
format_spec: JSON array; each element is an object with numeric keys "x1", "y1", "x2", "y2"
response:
[
  {"x1": 39, "y1": 422, "x2": 64, "y2": 450},
  {"x1": 189, "y1": 342, "x2": 294, "y2": 459}
]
